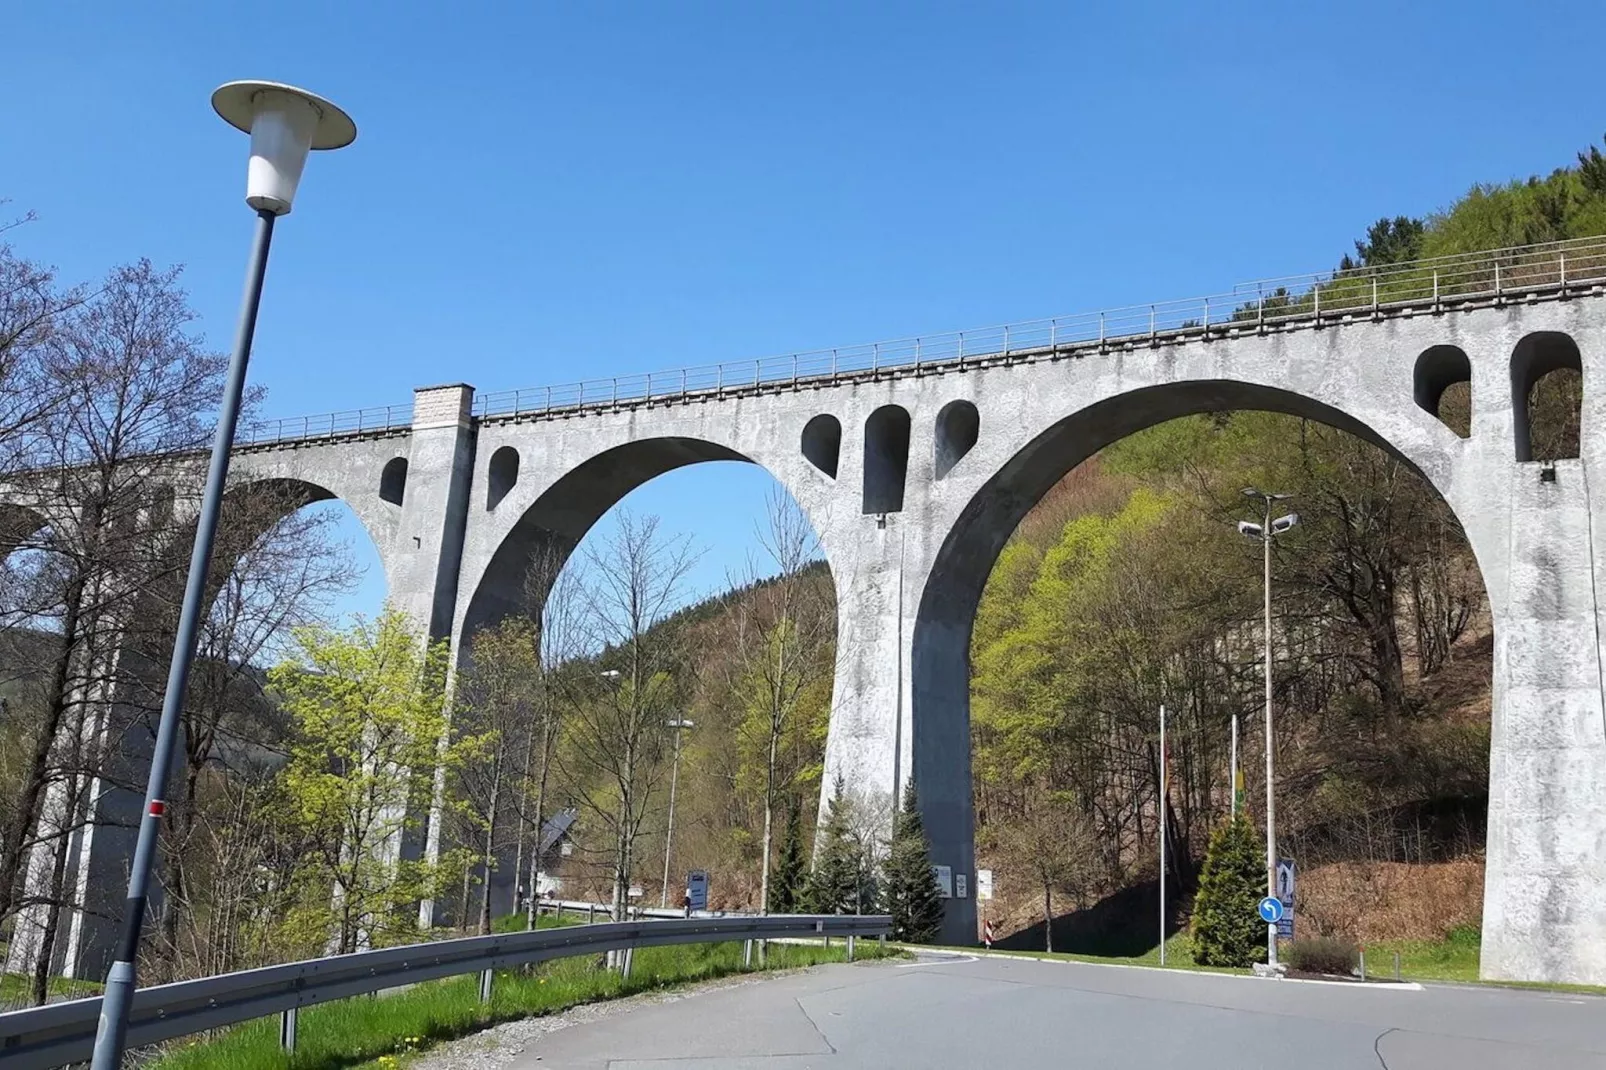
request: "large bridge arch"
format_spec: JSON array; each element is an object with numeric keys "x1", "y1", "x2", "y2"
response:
[
  {"x1": 909, "y1": 376, "x2": 1483, "y2": 946},
  {"x1": 455, "y1": 427, "x2": 838, "y2": 644}
]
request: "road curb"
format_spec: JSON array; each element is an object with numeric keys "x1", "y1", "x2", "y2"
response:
[{"x1": 895, "y1": 946, "x2": 1424, "y2": 991}]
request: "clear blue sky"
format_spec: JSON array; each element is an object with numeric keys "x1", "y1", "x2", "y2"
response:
[{"x1": 5, "y1": 2, "x2": 1604, "y2": 616}]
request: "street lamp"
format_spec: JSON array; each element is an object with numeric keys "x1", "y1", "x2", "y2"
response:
[
  {"x1": 89, "y1": 81, "x2": 354, "y2": 1070},
  {"x1": 1237, "y1": 488, "x2": 1298, "y2": 970},
  {"x1": 661, "y1": 717, "x2": 694, "y2": 908}
]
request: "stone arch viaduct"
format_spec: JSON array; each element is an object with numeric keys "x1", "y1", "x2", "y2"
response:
[{"x1": 12, "y1": 240, "x2": 1606, "y2": 986}]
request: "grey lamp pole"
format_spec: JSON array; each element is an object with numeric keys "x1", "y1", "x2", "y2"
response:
[
  {"x1": 660, "y1": 718, "x2": 694, "y2": 908},
  {"x1": 89, "y1": 81, "x2": 354, "y2": 1070},
  {"x1": 1237, "y1": 488, "x2": 1298, "y2": 970}
]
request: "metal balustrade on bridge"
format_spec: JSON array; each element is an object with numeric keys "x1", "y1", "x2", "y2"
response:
[
  {"x1": 232, "y1": 234, "x2": 1606, "y2": 447},
  {"x1": 0, "y1": 912, "x2": 891, "y2": 1069}
]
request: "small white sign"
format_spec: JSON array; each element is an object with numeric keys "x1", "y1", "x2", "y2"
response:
[
  {"x1": 977, "y1": 869, "x2": 994, "y2": 900},
  {"x1": 628, "y1": 884, "x2": 644, "y2": 899},
  {"x1": 955, "y1": 873, "x2": 968, "y2": 898},
  {"x1": 687, "y1": 869, "x2": 709, "y2": 911},
  {"x1": 931, "y1": 864, "x2": 953, "y2": 899}
]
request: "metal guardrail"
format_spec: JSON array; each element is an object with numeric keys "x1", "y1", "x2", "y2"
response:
[
  {"x1": 229, "y1": 234, "x2": 1606, "y2": 446},
  {"x1": 471, "y1": 234, "x2": 1606, "y2": 420},
  {"x1": 235, "y1": 403, "x2": 411, "y2": 447},
  {"x1": 0, "y1": 913, "x2": 890, "y2": 1070}
]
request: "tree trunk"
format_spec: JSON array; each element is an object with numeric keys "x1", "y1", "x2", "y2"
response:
[
  {"x1": 758, "y1": 727, "x2": 779, "y2": 914},
  {"x1": 525, "y1": 715, "x2": 554, "y2": 931},
  {"x1": 0, "y1": 575, "x2": 86, "y2": 924},
  {"x1": 1043, "y1": 883, "x2": 1054, "y2": 954},
  {"x1": 478, "y1": 762, "x2": 501, "y2": 935}
]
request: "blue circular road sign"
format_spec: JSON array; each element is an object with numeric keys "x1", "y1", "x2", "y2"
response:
[{"x1": 1257, "y1": 897, "x2": 1284, "y2": 924}]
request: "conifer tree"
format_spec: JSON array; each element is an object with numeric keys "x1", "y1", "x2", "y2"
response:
[
  {"x1": 883, "y1": 783, "x2": 945, "y2": 943},
  {"x1": 805, "y1": 779, "x2": 870, "y2": 914},
  {"x1": 767, "y1": 797, "x2": 806, "y2": 914},
  {"x1": 1189, "y1": 814, "x2": 1266, "y2": 967}
]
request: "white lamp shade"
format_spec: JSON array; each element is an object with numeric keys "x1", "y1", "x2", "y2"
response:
[
  {"x1": 212, "y1": 81, "x2": 356, "y2": 216},
  {"x1": 246, "y1": 92, "x2": 317, "y2": 215}
]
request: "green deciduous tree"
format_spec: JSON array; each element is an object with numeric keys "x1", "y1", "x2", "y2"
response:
[
  {"x1": 1190, "y1": 815, "x2": 1266, "y2": 968},
  {"x1": 270, "y1": 607, "x2": 463, "y2": 953},
  {"x1": 882, "y1": 783, "x2": 945, "y2": 944}
]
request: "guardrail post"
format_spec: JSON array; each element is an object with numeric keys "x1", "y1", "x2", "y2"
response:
[
  {"x1": 754, "y1": 359, "x2": 760, "y2": 386},
  {"x1": 588, "y1": 903, "x2": 596, "y2": 924},
  {"x1": 914, "y1": 337, "x2": 921, "y2": 371},
  {"x1": 744, "y1": 939, "x2": 754, "y2": 967},
  {"x1": 1313, "y1": 283, "x2": 1320, "y2": 321},
  {"x1": 612, "y1": 377, "x2": 618, "y2": 407},
  {"x1": 873, "y1": 342, "x2": 880, "y2": 372},
  {"x1": 622, "y1": 946, "x2": 634, "y2": 979},
  {"x1": 1202, "y1": 298, "x2": 1209, "y2": 331},
  {"x1": 878, "y1": 933, "x2": 887, "y2": 949},
  {"x1": 957, "y1": 332, "x2": 964, "y2": 361},
  {"x1": 681, "y1": 367, "x2": 687, "y2": 397},
  {"x1": 480, "y1": 967, "x2": 494, "y2": 1003},
  {"x1": 1003, "y1": 325, "x2": 1010, "y2": 355},
  {"x1": 1371, "y1": 275, "x2": 1379, "y2": 313},
  {"x1": 1149, "y1": 305, "x2": 1156, "y2": 342},
  {"x1": 847, "y1": 934, "x2": 856, "y2": 962},
  {"x1": 1561, "y1": 251, "x2": 1568, "y2": 286},
  {"x1": 793, "y1": 353, "x2": 798, "y2": 384},
  {"x1": 1432, "y1": 268, "x2": 1440, "y2": 308},
  {"x1": 1495, "y1": 261, "x2": 1502, "y2": 296},
  {"x1": 279, "y1": 1007, "x2": 297, "y2": 1053},
  {"x1": 831, "y1": 348, "x2": 839, "y2": 377},
  {"x1": 1099, "y1": 311, "x2": 1106, "y2": 347}
]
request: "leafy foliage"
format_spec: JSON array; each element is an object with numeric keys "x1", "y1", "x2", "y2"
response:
[
  {"x1": 269, "y1": 608, "x2": 464, "y2": 953},
  {"x1": 1189, "y1": 816, "x2": 1266, "y2": 968}
]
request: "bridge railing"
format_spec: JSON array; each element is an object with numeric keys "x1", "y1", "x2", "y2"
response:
[
  {"x1": 0, "y1": 912, "x2": 890, "y2": 1070},
  {"x1": 471, "y1": 234, "x2": 1606, "y2": 421},
  {"x1": 228, "y1": 234, "x2": 1606, "y2": 442},
  {"x1": 235, "y1": 403, "x2": 411, "y2": 447}
]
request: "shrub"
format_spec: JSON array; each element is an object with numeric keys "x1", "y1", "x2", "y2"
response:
[
  {"x1": 1286, "y1": 935, "x2": 1360, "y2": 976},
  {"x1": 1189, "y1": 815, "x2": 1266, "y2": 968}
]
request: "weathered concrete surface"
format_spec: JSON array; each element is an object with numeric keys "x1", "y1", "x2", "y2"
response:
[{"x1": 14, "y1": 288, "x2": 1606, "y2": 983}]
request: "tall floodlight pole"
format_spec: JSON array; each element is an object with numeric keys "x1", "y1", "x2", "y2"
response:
[
  {"x1": 89, "y1": 82, "x2": 355, "y2": 1070},
  {"x1": 1237, "y1": 489, "x2": 1298, "y2": 970},
  {"x1": 660, "y1": 718, "x2": 694, "y2": 908}
]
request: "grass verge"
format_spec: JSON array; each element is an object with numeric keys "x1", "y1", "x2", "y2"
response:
[{"x1": 148, "y1": 932, "x2": 893, "y2": 1070}]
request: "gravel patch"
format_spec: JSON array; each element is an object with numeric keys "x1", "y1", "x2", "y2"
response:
[{"x1": 405, "y1": 971, "x2": 794, "y2": 1070}]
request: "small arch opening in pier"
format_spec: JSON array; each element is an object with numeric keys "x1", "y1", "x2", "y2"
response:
[
  {"x1": 802, "y1": 414, "x2": 842, "y2": 478},
  {"x1": 487, "y1": 446, "x2": 520, "y2": 509},
  {"x1": 1511, "y1": 331, "x2": 1582, "y2": 462},
  {"x1": 1413, "y1": 345, "x2": 1472, "y2": 439},
  {"x1": 863, "y1": 405, "x2": 911, "y2": 514},
  {"x1": 934, "y1": 400, "x2": 980, "y2": 479},
  {"x1": 380, "y1": 457, "x2": 409, "y2": 506}
]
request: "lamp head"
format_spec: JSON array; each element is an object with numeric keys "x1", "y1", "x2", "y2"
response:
[
  {"x1": 1271, "y1": 513, "x2": 1301, "y2": 534},
  {"x1": 212, "y1": 81, "x2": 356, "y2": 216},
  {"x1": 1237, "y1": 520, "x2": 1264, "y2": 539}
]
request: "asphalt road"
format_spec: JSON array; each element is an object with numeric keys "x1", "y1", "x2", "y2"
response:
[{"x1": 507, "y1": 952, "x2": 1606, "y2": 1069}]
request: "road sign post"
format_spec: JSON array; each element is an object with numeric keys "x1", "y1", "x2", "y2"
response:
[
  {"x1": 687, "y1": 869, "x2": 709, "y2": 912},
  {"x1": 1275, "y1": 859, "x2": 1295, "y2": 940}
]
